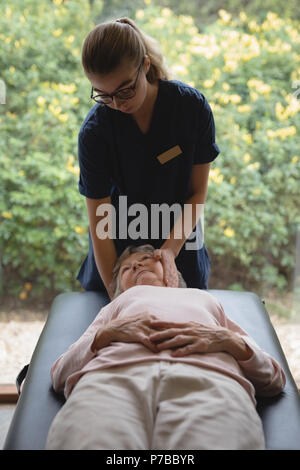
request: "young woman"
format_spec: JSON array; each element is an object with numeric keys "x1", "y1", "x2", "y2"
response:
[{"x1": 76, "y1": 17, "x2": 220, "y2": 299}]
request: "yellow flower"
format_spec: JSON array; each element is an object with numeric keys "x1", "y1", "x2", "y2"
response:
[
  {"x1": 212, "y1": 68, "x2": 221, "y2": 80},
  {"x1": 224, "y1": 227, "x2": 235, "y2": 238},
  {"x1": 209, "y1": 168, "x2": 224, "y2": 184},
  {"x1": 25, "y1": 283, "x2": 32, "y2": 291},
  {"x1": 161, "y1": 8, "x2": 172, "y2": 17},
  {"x1": 250, "y1": 91, "x2": 258, "y2": 102},
  {"x1": 267, "y1": 126, "x2": 296, "y2": 139},
  {"x1": 66, "y1": 35, "x2": 75, "y2": 44},
  {"x1": 48, "y1": 104, "x2": 62, "y2": 116},
  {"x1": 253, "y1": 188, "x2": 262, "y2": 195},
  {"x1": 9, "y1": 66, "x2": 15, "y2": 73},
  {"x1": 52, "y1": 28, "x2": 63, "y2": 37},
  {"x1": 248, "y1": 162, "x2": 260, "y2": 170},
  {"x1": 218, "y1": 9, "x2": 232, "y2": 24},
  {"x1": 154, "y1": 17, "x2": 166, "y2": 26},
  {"x1": 53, "y1": 83, "x2": 77, "y2": 94},
  {"x1": 203, "y1": 79, "x2": 215, "y2": 88},
  {"x1": 243, "y1": 153, "x2": 251, "y2": 163},
  {"x1": 230, "y1": 177, "x2": 236, "y2": 184},
  {"x1": 71, "y1": 97, "x2": 79, "y2": 105},
  {"x1": 6, "y1": 112, "x2": 17, "y2": 119},
  {"x1": 2, "y1": 211, "x2": 12, "y2": 219},
  {"x1": 242, "y1": 134, "x2": 253, "y2": 145},
  {"x1": 66, "y1": 156, "x2": 79, "y2": 175},
  {"x1": 172, "y1": 64, "x2": 188, "y2": 76},
  {"x1": 180, "y1": 15, "x2": 194, "y2": 25},
  {"x1": 237, "y1": 104, "x2": 251, "y2": 113},
  {"x1": 291, "y1": 156, "x2": 298, "y2": 164},
  {"x1": 262, "y1": 12, "x2": 283, "y2": 31},
  {"x1": 222, "y1": 83, "x2": 230, "y2": 91},
  {"x1": 230, "y1": 94, "x2": 241, "y2": 104},
  {"x1": 219, "y1": 220, "x2": 227, "y2": 227},
  {"x1": 37, "y1": 96, "x2": 46, "y2": 106},
  {"x1": 19, "y1": 170, "x2": 25, "y2": 176},
  {"x1": 136, "y1": 10, "x2": 144, "y2": 19},
  {"x1": 248, "y1": 20, "x2": 260, "y2": 32},
  {"x1": 239, "y1": 12, "x2": 247, "y2": 22},
  {"x1": 58, "y1": 113, "x2": 69, "y2": 123},
  {"x1": 247, "y1": 78, "x2": 271, "y2": 95},
  {"x1": 276, "y1": 96, "x2": 300, "y2": 121},
  {"x1": 144, "y1": 0, "x2": 151, "y2": 4},
  {"x1": 223, "y1": 59, "x2": 238, "y2": 73},
  {"x1": 53, "y1": 0, "x2": 63, "y2": 5},
  {"x1": 75, "y1": 226, "x2": 87, "y2": 235},
  {"x1": 19, "y1": 291, "x2": 27, "y2": 300}
]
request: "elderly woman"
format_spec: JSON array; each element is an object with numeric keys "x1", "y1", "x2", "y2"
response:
[{"x1": 46, "y1": 244, "x2": 285, "y2": 450}]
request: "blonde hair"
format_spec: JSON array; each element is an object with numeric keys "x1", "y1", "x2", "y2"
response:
[
  {"x1": 81, "y1": 17, "x2": 172, "y2": 82},
  {"x1": 109, "y1": 244, "x2": 187, "y2": 300}
]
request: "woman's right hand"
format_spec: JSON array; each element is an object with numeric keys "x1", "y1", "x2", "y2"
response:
[{"x1": 91, "y1": 312, "x2": 161, "y2": 354}]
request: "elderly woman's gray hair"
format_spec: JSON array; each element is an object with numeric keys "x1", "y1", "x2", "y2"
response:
[{"x1": 109, "y1": 244, "x2": 187, "y2": 300}]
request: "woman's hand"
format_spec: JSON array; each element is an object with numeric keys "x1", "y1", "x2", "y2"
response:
[
  {"x1": 148, "y1": 319, "x2": 250, "y2": 359},
  {"x1": 153, "y1": 248, "x2": 179, "y2": 288},
  {"x1": 91, "y1": 312, "x2": 162, "y2": 354}
]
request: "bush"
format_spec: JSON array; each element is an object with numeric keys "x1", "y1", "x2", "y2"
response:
[
  {"x1": 0, "y1": 0, "x2": 101, "y2": 297},
  {"x1": 135, "y1": 7, "x2": 300, "y2": 292},
  {"x1": 0, "y1": 2, "x2": 299, "y2": 300}
]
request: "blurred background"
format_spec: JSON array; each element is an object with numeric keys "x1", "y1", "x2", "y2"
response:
[{"x1": 0, "y1": 0, "x2": 299, "y2": 387}]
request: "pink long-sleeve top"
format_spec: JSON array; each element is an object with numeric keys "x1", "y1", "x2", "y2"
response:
[{"x1": 51, "y1": 285, "x2": 286, "y2": 405}]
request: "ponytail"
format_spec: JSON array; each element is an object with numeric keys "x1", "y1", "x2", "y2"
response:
[{"x1": 82, "y1": 17, "x2": 172, "y2": 83}]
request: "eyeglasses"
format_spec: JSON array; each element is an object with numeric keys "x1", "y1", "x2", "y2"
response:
[{"x1": 91, "y1": 60, "x2": 144, "y2": 104}]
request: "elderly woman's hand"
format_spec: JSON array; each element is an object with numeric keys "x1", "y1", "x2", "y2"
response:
[
  {"x1": 91, "y1": 312, "x2": 162, "y2": 354},
  {"x1": 148, "y1": 320, "x2": 253, "y2": 360},
  {"x1": 153, "y1": 248, "x2": 179, "y2": 288}
]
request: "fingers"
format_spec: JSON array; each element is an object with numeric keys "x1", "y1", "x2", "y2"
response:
[
  {"x1": 149, "y1": 320, "x2": 188, "y2": 330},
  {"x1": 149, "y1": 328, "x2": 181, "y2": 342},
  {"x1": 171, "y1": 345, "x2": 195, "y2": 357},
  {"x1": 152, "y1": 334, "x2": 194, "y2": 351},
  {"x1": 141, "y1": 336, "x2": 160, "y2": 353},
  {"x1": 153, "y1": 249, "x2": 162, "y2": 259}
]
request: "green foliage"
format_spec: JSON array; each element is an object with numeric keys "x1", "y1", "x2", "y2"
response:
[
  {"x1": 135, "y1": 6, "x2": 300, "y2": 292},
  {"x1": 0, "y1": 0, "x2": 100, "y2": 297},
  {"x1": 0, "y1": 1, "x2": 299, "y2": 301}
]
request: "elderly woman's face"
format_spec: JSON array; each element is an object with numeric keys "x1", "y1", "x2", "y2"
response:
[{"x1": 119, "y1": 252, "x2": 166, "y2": 291}]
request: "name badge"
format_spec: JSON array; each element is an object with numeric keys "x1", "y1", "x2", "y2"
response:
[{"x1": 157, "y1": 145, "x2": 182, "y2": 165}]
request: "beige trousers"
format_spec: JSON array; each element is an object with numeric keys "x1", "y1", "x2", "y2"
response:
[{"x1": 46, "y1": 361, "x2": 265, "y2": 450}]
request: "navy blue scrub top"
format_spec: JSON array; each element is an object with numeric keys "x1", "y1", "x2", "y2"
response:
[{"x1": 76, "y1": 78, "x2": 220, "y2": 292}]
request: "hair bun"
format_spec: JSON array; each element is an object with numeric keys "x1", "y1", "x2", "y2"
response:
[{"x1": 116, "y1": 18, "x2": 129, "y2": 24}]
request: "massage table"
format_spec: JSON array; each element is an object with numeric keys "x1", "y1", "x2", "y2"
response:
[{"x1": 3, "y1": 289, "x2": 300, "y2": 450}]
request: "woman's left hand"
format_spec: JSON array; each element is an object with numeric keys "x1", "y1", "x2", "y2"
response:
[
  {"x1": 153, "y1": 248, "x2": 179, "y2": 288},
  {"x1": 148, "y1": 319, "x2": 232, "y2": 357}
]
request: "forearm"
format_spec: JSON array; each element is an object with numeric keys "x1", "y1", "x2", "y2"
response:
[
  {"x1": 223, "y1": 330, "x2": 253, "y2": 361},
  {"x1": 90, "y1": 230, "x2": 118, "y2": 299},
  {"x1": 86, "y1": 197, "x2": 118, "y2": 299},
  {"x1": 51, "y1": 330, "x2": 97, "y2": 393},
  {"x1": 161, "y1": 192, "x2": 205, "y2": 257}
]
